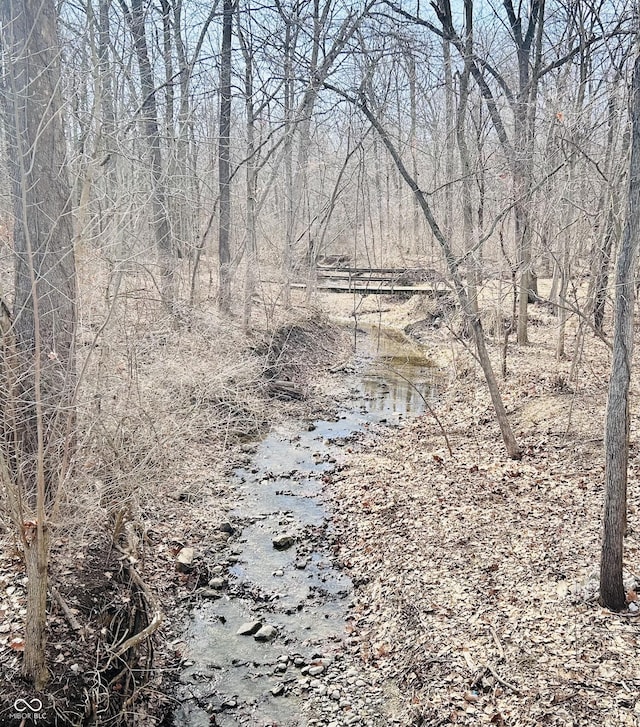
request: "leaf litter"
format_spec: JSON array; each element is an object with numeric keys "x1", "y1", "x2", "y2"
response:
[{"x1": 320, "y1": 290, "x2": 640, "y2": 726}]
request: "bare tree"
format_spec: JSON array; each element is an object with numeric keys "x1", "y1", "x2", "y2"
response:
[
  {"x1": 1, "y1": 0, "x2": 77, "y2": 687},
  {"x1": 327, "y1": 80, "x2": 521, "y2": 459},
  {"x1": 592, "y1": 70, "x2": 628, "y2": 334},
  {"x1": 237, "y1": 5, "x2": 258, "y2": 329},
  {"x1": 384, "y1": 0, "x2": 621, "y2": 344},
  {"x1": 455, "y1": 0, "x2": 479, "y2": 315},
  {"x1": 600, "y1": 51, "x2": 640, "y2": 612},
  {"x1": 118, "y1": 0, "x2": 175, "y2": 304},
  {"x1": 218, "y1": 0, "x2": 235, "y2": 311}
]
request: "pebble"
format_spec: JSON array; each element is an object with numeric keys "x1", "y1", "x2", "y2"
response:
[
  {"x1": 236, "y1": 621, "x2": 261, "y2": 636},
  {"x1": 273, "y1": 534, "x2": 296, "y2": 550},
  {"x1": 254, "y1": 624, "x2": 277, "y2": 641},
  {"x1": 300, "y1": 652, "x2": 393, "y2": 725},
  {"x1": 200, "y1": 588, "x2": 222, "y2": 599},
  {"x1": 308, "y1": 665, "x2": 324, "y2": 676},
  {"x1": 176, "y1": 547, "x2": 195, "y2": 570}
]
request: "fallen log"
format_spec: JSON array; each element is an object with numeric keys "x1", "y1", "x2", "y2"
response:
[{"x1": 267, "y1": 380, "x2": 304, "y2": 400}]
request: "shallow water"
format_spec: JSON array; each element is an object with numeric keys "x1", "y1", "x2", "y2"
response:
[
  {"x1": 354, "y1": 323, "x2": 438, "y2": 416},
  {"x1": 174, "y1": 324, "x2": 437, "y2": 726}
]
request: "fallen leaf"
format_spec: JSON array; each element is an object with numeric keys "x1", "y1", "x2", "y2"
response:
[{"x1": 9, "y1": 637, "x2": 25, "y2": 651}]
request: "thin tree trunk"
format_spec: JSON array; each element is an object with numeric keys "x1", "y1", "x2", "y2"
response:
[
  {"x1": 556, "y1": 239, "x2": 569, "y2": 359},
  {"x1": 443, "y1": 35, "x2": 454, "y2": 246},
  {"x1": 281, "y1": 6, "x2": 298, "y2": 309},
  {"x1": 593, "y1": 88, "x2": 624, "y2": 333},
  {"x1": 218, "y1": 0, "x2": 234, "y2": 311},
  {"x1": 119, "y1": 0, "x2": 175, "y2": 305},
  {"x1": 97, "y1": 0, "x2": 118, "y2": 241},
  {"x1": 456, "y1": 0, "x2": 479, "y2": 317},
  {"x1": 600, "y1": 53, "x2": 640, "y2": 612},
  {"x1": 174, "y1": 0, "x2": 218, "y2": 269},
  {"x1": 408, "y1": 55, "x2": 419, "y2": 255},
  {"x1": 557, "y1": 157, "x2": 574, "y2": 359},
  {"x1": 1, "y1": 0, "x2": 77, "y2": 688},
  {"x1": 238, "y1": 10, "x2": 257, "y2": 329},
  {"x1": 341, "y1": 85, "x2": 520, "y2": 459}
]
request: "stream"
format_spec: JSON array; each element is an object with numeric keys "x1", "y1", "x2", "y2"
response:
[{"x1": 173, "y1": 325, "x2": 438, "y2": 727}]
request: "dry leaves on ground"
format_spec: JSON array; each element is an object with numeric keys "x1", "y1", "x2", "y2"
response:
[{"x1": 325, "y1": 299, "x2": 640, "y2": 727}]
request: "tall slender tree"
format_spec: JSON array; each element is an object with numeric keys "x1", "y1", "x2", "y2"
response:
[
  {"x1": 218, "y1": 0, "x2": 235, "y2": 312},
  {"x1": 118, "y1": 0, "x2": 175, "y2": 305},
  {"x1": 600, "y1": 50, "x2": 640, "y2": 612},
  {"x1": 1, "y1": 0, "x2": 77, "y2": 688}
]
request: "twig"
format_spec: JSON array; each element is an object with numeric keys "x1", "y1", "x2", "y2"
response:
[
  {"x1": 485, "y1": 663, "x2": 521, "y2": 694},
  {"x1": 108, "y1": 594, "x2": 162, "y2": 661},
  {"x1": 50, "y1": 585, "x2": 84, "y2": 635},
  {"x1": 608, "y1": 609, "x2": 640, "y2": 618},
  {"x1": 388, "y1": 365, "x2": 454, "y2": 457},
  {"x1": 488, "y1": 625, "x2": 505, "y2": 662},
  {"x1": 329, "y1": 359, "x2": 350, "y2": 373}
]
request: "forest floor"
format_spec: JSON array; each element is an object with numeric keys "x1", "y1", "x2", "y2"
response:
[
  {"x1": 315, "y1": 285, "x2": 640, "y2": 727},
  {"x1": 0, "y1": 278, "x2": 639, "y2": 726}
]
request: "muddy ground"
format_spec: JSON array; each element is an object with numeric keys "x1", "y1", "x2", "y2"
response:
[{"x1": 1, "y1": 285, "x2": 639, "y2": 727}]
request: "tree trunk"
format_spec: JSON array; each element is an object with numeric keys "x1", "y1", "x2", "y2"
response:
[
  {"x1": 1, "y1": 0, "x2": 77, "y2": 688},
  {"x1": 218, "y1": 0, "x2": 234, "y2": 311},
  {"x1": 120, "y1": 0, "x2": 175, "y2": 305},
  {"x1": 238, "y1": 10, "x2": 257, "y2": 330},
  {"x1": 428, "y1": 0, "x2": 543, "y2": 344},
  {"x1": 600, "y1": 53, "x2": 640, "y2": 612},
  {"x1": 455, "y1": 0, "x2": 479, "y2": 317},
  {"x1": 408, "y1": 55, "x2": 420, "y2": 255},
  {"x1": 593, "y1": 88, "x2": 625, "y2": 334},
  {"x1": 556, "y1": 238, "x2": 569, "y2": 360},
  {"x1": 348, "y1": 87, "x2": 521, "y2": 459},
  {"x1": 442, "y1": 35, "x2": 454, "y2": 247},
  {"x1": 281, "y1": 7, "x2": 297, "y2": 309}
]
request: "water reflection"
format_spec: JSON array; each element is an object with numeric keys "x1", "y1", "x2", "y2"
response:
[{"x1": 355, "y1": 324, "x2": 437, "y2": 415}]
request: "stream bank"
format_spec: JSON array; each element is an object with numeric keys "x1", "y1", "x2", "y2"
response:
[{"x1": 173, "y1": 325, "x2": 438, "y2": 727}]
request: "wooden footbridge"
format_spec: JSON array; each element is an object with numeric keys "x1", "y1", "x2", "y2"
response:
[{"x1": 292, "y1": 265, "x2": 451, "y2": 297}]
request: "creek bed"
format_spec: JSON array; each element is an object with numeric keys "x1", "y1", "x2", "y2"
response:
[{"x1": 174, "y1": 325, "x2": 438, "y2": 727}]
